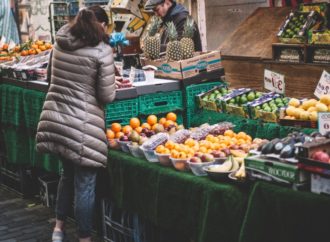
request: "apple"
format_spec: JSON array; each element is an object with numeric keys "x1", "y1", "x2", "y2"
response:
[
  {"x1": 190, "y1": 157, "x2": 202, "y2": 163},
  {"x1": 222, "y1": 148, "x2": 231, "y2": 156},
  {"x1": 311, "y1": 150, "x2": 330, "y2": 163},
  {"x1": 120, "y1": 135, "x2": 129, "y2": 142},
  {"x1": 201, "y1": 153, "x2": 214, "y2": 163}
]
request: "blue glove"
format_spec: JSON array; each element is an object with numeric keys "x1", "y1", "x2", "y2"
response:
[{"x1": 109, "y1": 32, "x2": 130, "y2": 47}]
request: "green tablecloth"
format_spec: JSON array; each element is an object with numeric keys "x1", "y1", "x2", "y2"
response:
[
  {"x1": 108, "y1": 149, "x2": 249, "y2": 242},
  {"x1": 239, "y1": 181, "x2": 330, "y2": 242},
  {"x1": 0, "y1": 83, "x2": 61, "y2": 173}
]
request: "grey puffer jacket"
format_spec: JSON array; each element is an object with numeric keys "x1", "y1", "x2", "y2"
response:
[{"x1": 36, "y1": 24, "x2": 116, "y2": 168}]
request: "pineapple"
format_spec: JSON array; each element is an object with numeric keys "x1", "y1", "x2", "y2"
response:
[
  {"x1": 166, "y1": 21, "x2": 182, "y2": 61},
  {"x1": 144, "y1": 16, "x2": 161, "y2": 60},
  {"x1": 180, "y1": 17, "x2": 195, "y2": 59}
]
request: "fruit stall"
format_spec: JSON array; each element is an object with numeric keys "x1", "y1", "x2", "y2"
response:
[{"x1": 1, "y1": 1, "x2": 330, "y2": 242}]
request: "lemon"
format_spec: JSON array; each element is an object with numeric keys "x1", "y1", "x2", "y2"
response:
[
  {"x1": 316, "y1": 102, "x2": 328, "y2": 112},
  {"x1": 320, "y1": 95, "x2": 330, "y2": 105},
  {"x1": 300, "y1": 111, "x2": 310, "y2": 120},
  {"x1": 286, "y1": 106, "x2": 296, "y2": 116},
  {"x1": 288, "y1": 98, "x2": 300, "y2": 107},
  {"x1": 307, "y1": 106, "x2": 317, "y2": 112}
]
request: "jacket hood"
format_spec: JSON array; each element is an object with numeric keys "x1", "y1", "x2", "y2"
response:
[
  {"x1": 170, "y1": 3, "x2": 188, "y2": 16},
  {"x1": 55, "y1": 24, "x2": 86, "y2": 51}
]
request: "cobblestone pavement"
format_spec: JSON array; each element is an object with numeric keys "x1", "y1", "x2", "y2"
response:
[{"x1": 0, "y1": 185, "x2": 103, "y2": 242}]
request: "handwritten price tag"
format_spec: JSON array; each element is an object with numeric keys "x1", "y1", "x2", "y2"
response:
[
  {"x1": 264, "y1": 69, "x2": 285, "y2": 94},
  {"x1": 318, "y1": 112, "x2": 330, "y2": 135},
  {"x1": 314, "y1": 70, "x2": 330, "y2": 99}
]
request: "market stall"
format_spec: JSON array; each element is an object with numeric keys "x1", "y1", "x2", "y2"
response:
[{"x1": 1, "y1": 1, "x2": 330, "y2": 242}]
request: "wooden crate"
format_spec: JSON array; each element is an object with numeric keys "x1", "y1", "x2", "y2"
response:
[{"x1": 272, "y1": 43, "x2": 306, "y2": 63}]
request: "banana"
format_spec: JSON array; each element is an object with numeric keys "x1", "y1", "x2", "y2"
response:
[{"x1": 235, "y1": 161, "x2": 246, "y2": 179}]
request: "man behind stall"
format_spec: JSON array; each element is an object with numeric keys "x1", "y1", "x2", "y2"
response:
[{"x1": 144, "y1": 0, "x2": 202, "y2": 52}]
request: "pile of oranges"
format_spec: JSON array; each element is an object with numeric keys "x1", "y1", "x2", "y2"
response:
[
  {"x1": 0, "y1": 40, "x2": 52, "y2": 58},
  {"x1": 156, "y1": 130, "x2": 253, "y2": 159},
  {"x1": 106, "y1": 112, "x2": 178, "y2": 140}
]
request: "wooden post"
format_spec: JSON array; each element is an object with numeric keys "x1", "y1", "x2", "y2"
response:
[{"x1": 196, "y1": 0, "x2": 207, "y2": 51}]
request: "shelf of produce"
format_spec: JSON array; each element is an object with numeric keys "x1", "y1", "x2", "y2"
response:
[{"x1": 219, "y1": 7, "x2": 330, "y2": 98}]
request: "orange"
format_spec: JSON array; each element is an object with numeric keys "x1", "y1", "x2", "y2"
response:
[
  {"x1": 166, "y1": 112, "x2": 177, "y2": 122},
  {"x1": 2, "y1": 44, "x2": 8, "y2": 50},
  {"x1": 164, "y1": 120, "x2": 174, "y2": 128},
  {"x1": 156, "y1": 145, "x2": 165, "y2": 153},
  {"x1": 36, "y1": 40, "x2": 44, "y2": 46},
  {"x1": 28, "y1": 49, "x2": 36, "y2": 55},
  {"x1": 159, "y1": 117, "x2": 167, "y2": 125},
  {"x1": 122, "y1": 125, "x2": 133, "y2": 134},
  {"x1": 36, "y1": 48, "x2": 42, "y2": 54},
  {"x1": 129, "y1": 117, "x2": 140, "y2": 129},
  {"x1": 115, "y1": 132, "x2": 124, "y2": 138},
  {"x1": 45, "y1": 43, "x2": 52, "y2": 49},
  {"x1": 39, "y1": 45, "x2": 47, "y2": 51},
  {"x1": 236, "y1": 132, "x2": 247, "y2": 140},
  {"x1": 141, "y1": 123, "x2": 151, "y2": 130},
  {"x1": 111, "y1": 123, "x2": 122, "y2": 133},
  {"x1": 165, "y1": 140, "x2": 175, "y2": 150},
  {"x1": 135, "y1": 127, "x2": 143, "y2": 133},
  {"x1": 224, "y1": 129, "x2": 235, "y2": 137},
  {"x1": 147, "y1": 115, "x2": 157, "y2": 126},
  {"x1": 20, "y1": 50, "x2": 28, "y2": 56},
  {"x1": 106, "y1": 129, "x2": 115, "y2": 139},
  {"x1": 31, "y1": 44, "x2": 38, "y2": 49},
  {"x1": 14, "y1": 45, "x2": 20, "y2": 52}
]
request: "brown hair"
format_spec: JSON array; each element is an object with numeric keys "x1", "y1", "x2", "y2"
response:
[{"x1": 70, "y1": 6, "x2": 109, "y2": 46}]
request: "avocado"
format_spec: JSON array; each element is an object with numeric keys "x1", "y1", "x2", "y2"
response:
[{"x1": 280, "y1": 144, "x2": 295, "y2": 158}]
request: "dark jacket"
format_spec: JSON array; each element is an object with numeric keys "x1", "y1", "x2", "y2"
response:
[
  {"x1": 160, "y1": 2, "x2": 202, "y2": 52},
  {"x1": 36, "y1": 24, "x2": 116, "y2": 168}
]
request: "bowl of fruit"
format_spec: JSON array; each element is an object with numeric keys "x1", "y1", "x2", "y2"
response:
[
  {"x1": 170, "y1": 157, "x2": 190, "y2": 171},
  {"x1": 203, "y1": 156, "x2": 239, "y2": 182},
  {"x1": 127, "y1": 142, "x2": 144, "y2": 158},
  {"x1": 154, "y1": 145, "x2": 172, "y2": 166},
  {"x1": 187, "y1": 153, "x2": 216, "y2": 176}
]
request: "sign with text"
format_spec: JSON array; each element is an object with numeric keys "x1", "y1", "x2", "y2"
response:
[
  {"x1": 264, "y1": 69, "x2": 285, "y2": 94},
  {"x1": 314, "y1": 70, "x2": 330, "y2": 99},
  {"x1": 318, "y1": 112, "x2": 330, "y2": 135}
]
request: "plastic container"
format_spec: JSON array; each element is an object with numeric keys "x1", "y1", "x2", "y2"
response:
[
  {"x1": 118, "y1": 140, "x2": 130, "y2": 153},
  {"x1": 154, "y1": 151, "x2": 172, "y2": 166},
  {"x1": 188, "y1": 160, "x2": 216, "y2": 176},
  {"x1": 140, "y1": 147, "x2": 158, "y2": 162},
  {"x1": 170, "y1": 157, "x2": 189, "y2": 171},
  {"x1": 127, "y1": 143, "x2": 144, "y2": 158}
]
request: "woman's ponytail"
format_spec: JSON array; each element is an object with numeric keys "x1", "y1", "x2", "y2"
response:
[{"x1": 70, "y1": 7, "x2": 109, "y2": 46}]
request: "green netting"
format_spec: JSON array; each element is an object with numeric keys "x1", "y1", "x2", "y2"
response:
[
  {"x1": 22, "y1": 89, "x2": 46, "y2": 131},
  {"x1": 1, "y1": 84, "x2": 25, "y2": 126}
]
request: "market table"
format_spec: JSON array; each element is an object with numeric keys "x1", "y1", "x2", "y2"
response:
[
  {"x1": 108, "y1": 150, "x2": 330, "y2": 242},
  {"x1": 239, "y1": 181, "x2": 330, "y2": 242},
  {"x1": 108, "y1": 149, "x2": 249, "y2": 242}
]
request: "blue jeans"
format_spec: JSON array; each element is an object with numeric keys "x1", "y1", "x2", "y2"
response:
[{"x1": 55, "y1": 160, "x2": 97, "y2": 238}]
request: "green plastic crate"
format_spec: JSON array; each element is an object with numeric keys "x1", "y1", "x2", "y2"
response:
[
  {"x1": 105, "y1": 98, "x2": 139, "y2": 127},
  {"x1": 139, "y1": 91, "x2": 183, "y2": 115},
  {"x1": 23, "y1": 89, "x2": 46, "y2": 131},
  {"x1": 184, "y1": 81, "x2": 224, "y2": 110},
  {"x1": 1, "y1": 84, "x2": 25, "y2": 127}
]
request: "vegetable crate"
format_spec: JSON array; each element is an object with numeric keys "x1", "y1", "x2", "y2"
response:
[
  {"x1": 184, "y1": 81, "x2": 223, "y2": 111},
  {"x1": 139, "y1": 91, "x2": 183, "y2": 115},
  {"x1": 105, "y1": 98, "x2": 139, "y2": 127}
]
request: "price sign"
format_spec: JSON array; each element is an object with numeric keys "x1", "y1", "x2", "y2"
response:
[
  {"x1": 318, "y1": 112, "x2": 330, "y2": 135},
  {"x1": 314, "y1": 70, "x2": 330, "y2": 98},
  {"x1": 264, "y1": 69, "x2": 285, "y2": 94}
]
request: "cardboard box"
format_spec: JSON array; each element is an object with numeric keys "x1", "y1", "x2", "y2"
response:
[
  {"x1": 110, "y1": 0, "x2": 142, "y2": 18},
  {"x1": 141, "y1": 51, "x2": 222, "y2": 80},
  {"x1": 133, "y1": 78, "x2": 180, "y2": 96},
  {"x1": 311, "y1": 173, "x2": 330, "y2": 195},
  {"x1": 112, "y1": 13, "x2": 145, "y2": 37},
  {"x1": 245, "y1": 155, "x2": 308, "y2": 185}
]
